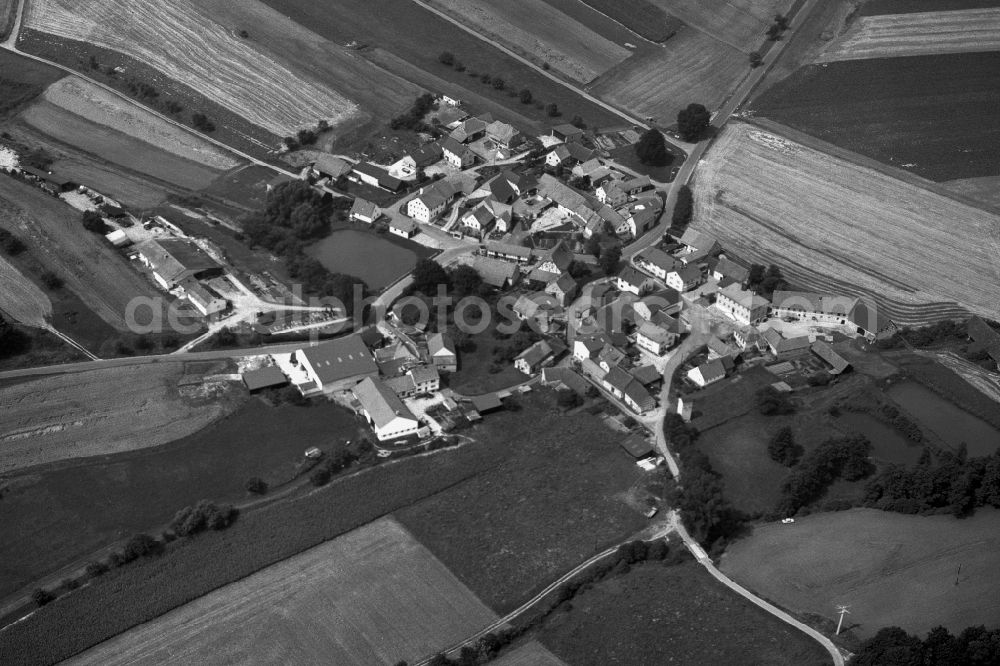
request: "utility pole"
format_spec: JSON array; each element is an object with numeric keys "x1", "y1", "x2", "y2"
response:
[
  {"x1": 835, "y1": 605, "x2": 851, "y2": 635},
  {"x1": 955, "y1": 564, "x2": 962, "y2": 586}
]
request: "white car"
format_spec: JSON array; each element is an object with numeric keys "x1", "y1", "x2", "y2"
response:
[{"x1": 781, "y1": 518, "x2": 795, "y2": 524}]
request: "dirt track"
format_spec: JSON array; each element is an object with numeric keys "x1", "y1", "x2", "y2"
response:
[{"x1": 818, "y1": 8, "x2": 1000, "y2": 61}]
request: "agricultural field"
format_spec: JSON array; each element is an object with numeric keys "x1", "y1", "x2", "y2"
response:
[
  {"x1": 751, "y1": 52, "x2": 1000, "y2": 182},
  {"x1": 691, "y1": 122, "x2": 1000, "y2": 324},
  {"x1": 0, "y1": 0, "x2": 14, "y2": 40},
  {"x1": 536, "y1": 561, "x2": 832, "y2": 665},
  {"x1": 648, "y1": 0, "x2": 794, "y2": 48},
  {"x1": 860, "y1": 0, "x2": 1000, "y2": 16},
  {"x1": 943, "y1": 175, "x2": 1000, "y2": 210},
  {"x1": 0, "y1": 177, "x2": 170, "y2": 337},
  {"x1": 0, "y1": 395, "x2": 359, "y2": 601},
  {"x1": 721, "y1": 508, "x2": 1000, "y2": 638},
  {"x1": 0, "y1": 50, "x2": 65, "y2": 119},
  {"x1": 591, "y1": 27, "x2": 748, "y2": 123},
  {"x1": 577, "y1": 0, "x2": 682, "y2": 42},
  {"x1": 260, "y1": 0, "x2": 625, "y2": 133},
  {"x1": 22, "y1": 0, "x2": 360, "y2": 137},
  {"x1": 423, "y1": 0, "x2": 631, "y2": 84},
  {"x1": 492, "y1": 642, "x2": 566, "y2": 666},
  {"x1": 0, "y1": 253, "x2": 51, "y2": 327},
  {"x1": 397, "y1": 390, "x2": 648, "y2": 613},
  {"x1": 818, "y1": 8, "x2": 1000, "y2": 61},
  {"x1": 0, "y1": 362, "x2": 244, "y2": 473},
  {"x1": 66, "y1": 518, "x2": 497, "y2": 666}
]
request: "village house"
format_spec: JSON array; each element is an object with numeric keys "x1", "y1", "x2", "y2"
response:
[
  {"x1": 620, "y1": 175, "x2": 652, "y2": 196},
  {"x1": 573, "y1": 335, "x2": 605, "y2": 362},
  {"x1": 488, "y1": 176, "x2": 518, "y2": 205},
  {"x1": 512, "y1": 292, "x2": 562, "y2": 330},
  {"x1": 618, "y1": 203, "x2": 659, "y2": 239},
  {"x1": 617, "y1": 265, "x2": 656, "y2": 296},
  {"x1": 545, "y1": 144, "x2": 572, "y2": 168},
  {"x1": 472, "y1": 256, "x2": 519, "y2": 289},
  {"x1": 573, "y1": 159, "x2": 614, "y2": 186},
  {"x1": 597, "y1": 343, "x2": 628, "y2": 373},
  {"x1": 486, "y1": 120, "x2": 519, "y2": 149},
  {"x1": 535, "y1": 241, "x2": 573, "y2": 276},
  {"x1": 407, "y1": 180, "x2": 459, "y2": 223},
  {"x1": 687, "y1": 357, "x2": 732, "y2": 388},
  {"x1": 389, "y1": 218, "x2": 418, "y2": 238},
  {"x1": 678, "y1": 228, "x2": 720, "y2": 256},
  {"x1": 636, "y1": 320, "x2": 677, "y2": 355},
  {"x1": 427, "y1": 332, "x2": 457, "y2": 371},
  {"x1": 297, "y1": 334, "x2": 378, "y2": 394},
  {"x1": 551, "y1": 123, "x2": 584, "y2": 143},
  {"x1": 770, "y1": 290, "x2": 856, "y2": 324},
  {"x1": 634, "y1": 248, "x2": 676, "y2": 281},
  {"x1": 483, "y1": 240, "x2": 532, "y2": 263},
  {"x1": 665, "y1": 265, "x2": 703, "y2": 292},
  {"x1": 461, "y1": 204, "x2": 497, "y2": 237},
  {"x1": 136, "y1": 238, "x2": 224, "y2": 291},
  {"x1": 349, "y1": 197, "x2": 381, "y2": 224},
  {"x1": 596, "y1": 181, "x2": 628, "y2": 209},
  {"x1": 621, "y1": 379, "x2": 656, "y2": 413},
  {"x1": 715, "y1": 283, "x2": 770, "y2": 325},
  {"x1": 712, "y1": 256, "x2": 750, "y2": 285},
  {"x1": 500, "y1": 169, "x2": 537, "y2": 197},
  {"x1": 632, "y1": 288, "x2": 683, "y2": 321},
  {"x1": 541, "y1": 366, "x2": 590, "y2": 395},
  {"x1": 385, "y1": 365, "x2": 441, "y2": 397},
  {"x1": 351, "y1": 163, "x2": 403, "y2": 192},
  {"x1": 762, "y1": 328, "x2": 812, "y2": 360},
  {"x1": 707, "y1": 335, "x2": 732, "y2": 360},
  {"x1": 450, "y1": 117, "x2": 488, "y2": 143},
  {"x1": 811, "y1": 340, "x2": 851, "y2": 374},
  {"x1": 514, "y1": 339, "x2": 557, "y2": 375},
  {"x1": 404, "y1": 142, "x2": 443, "y2": 171},
  {"x1": 352, "y1": 377, "x2": 421, "y2": 441},
  {"x1": 630, "y1": 364, "x2": 662, "y2": 389},
  {"x1": 440, "y1": 136, "x2": 475, "y2": 168},
  {"x1": 544, "y1": 272, "x2": 578, "y2": 306},
  {"x1": 734, "y1": 325, "x2": 766, "y2": 353},
  {"x1": 178, "y1": 278, "x2": 227, "y2": 317}
]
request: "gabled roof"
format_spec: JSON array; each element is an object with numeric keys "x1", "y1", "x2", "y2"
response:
[
  {"x1": 714, "y1": 256, "x2": 750, "y2": 283},
  {"x1": 638, "y1": 320, "x2": 675, "y2": 345},
  {"x1": 622, "y1": 379, "x2": 655, "y2": 411},
  {"x1": 848, "y1": 300, "x2": 895, "y2": 335},
  {"x1": 537, "y1": 173, "x2": 589, "y2": 212},
  {"x1": 470, "y1": 392, "x2": 503, "y2": 412},
  {"x1": 427, "y1": 332, "x2": 456, "y2": 358},
  {"x1": 763, "y1": 329, "x2": 811, "y2": 353},
  {"x1": 598, "y1": 343, "x2": 627, "y2": 368},
  {"x1": 548, "y1": 145, "x2": 570, "y2": 162},
  {"x1": 501, "y1": 169, "x2": 536, "y2": 193},
  {"x1": 450, "y1": 117, "x2": 487, "y2": 142},
  {"x1": 642, "y1": 287, "x2": 682, "y2": 309},
  {"x1": 546, "y1": 272, "x2": 576, "y2": 295},
  {"x1": 651, "y1": 310, "x2": 681, "y2": 331},
  {"x1": 484, "y1": 240, "x2": 532, "y2": 259},
  {"x1": 566, "y1": 142, "x2": 596, "y2": 163},
  {"x1": 679, "y1": 228, "x2": 718, "y2": 252},
  {"x1": 541, "y1": 366, "x2": 590, "y2": 395},
  {"x1": 540, "y1": 240, "x2": 573, "y2": 271},
  {"x1": 472, "y1": 256, "x2": 518, "y2": 288},
  {"x1": 551, "y1": 123, "x2": 584, "y2": 138},
  {"x1": 575, "y1": 335, "x2": 605, "y2": 356},
  {"x1": 620, "y1": 433, "x2": 654, "y2": 458},
  {"x1": 630, "y1": 364, "x2": 661, "y2": 386},
  {"x1": 669, "y1": 265, "x2": 702, "y2": 283},
  {"x1": 693, "y1": 358, "x2": 727, "y2": 384},
  {"x1": 408, "y1": 364, "x2": 439, "y2": 385},
  {"x1": 621, "y1": 175, "x2": 652, "y2": 192},
  {"x1": 595, "y1": 204, "x2": 625, "y2": 226},
  {"x1": 242, "y1": 365, "x2": 288, "y2": 391},
  {"x1": 618, "y1": 265, "x2": 651, "y2": 288},
  {"x1": 600, "y1": 181, "x2": 626, "y2": 199},
  {"x1": 440, "y1": 136, "x2": 472, "y2": 159},
  {"x1": 137, "y1": 238, "x2": 220, "y2": 286},
  {"x1": 604, "y1": 365, "x2": 633, "y2": 391},
  {"x1": 513, "y1": 291, "x2": 561, "y2": 318},
  {"x1": 718, "y1": 283, "x2": 769, "y2": 310},
  {"x1": 353, "y1": 377, "x2": 418, "y2": 429},
  {"x1": 811, "y1": 340, "x2": 851, "y2": 373},
  {"x1": 408, "y1": 142, "x2": 443, "y2": 166},
  {"x1": 772, "y1": 290, "x2": 857, "y2": 316},
  {"x1": 489, "y1": 176, "x2": 518, "y2": 204},
  {"x1": 391, "y1": 218, "x2": 417, "y2": 233},
  {"x1": 516, "y1": 339, "x2": 554, "y2": 367},
  {"x1": 312, "y1": 154, "x2": 353, "y2": 177},
  {"x1": 350, "y1": 197, "x2": 378, "y2": 219},
  {"x1": 486, "y1": 120, "x2": 518, "y2": 144},
  {"x1": 301, "y1": 334, "x2": 377, "y2": 385},
  {"x1": 707, "y1": 336, "x2": 730, "y2": 356}
]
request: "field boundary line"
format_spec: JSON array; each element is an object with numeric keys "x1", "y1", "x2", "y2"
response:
[{"x1": 43, "y1": 325, "x2": 99, "y2": 361}]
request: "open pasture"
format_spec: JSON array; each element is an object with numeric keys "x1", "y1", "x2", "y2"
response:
[
  {"x1": 260, "y1": 0, "x2": 624, "y2": 132},
  {"x1": 0, "y1": 362, "x2": 240, "y2": 473},
  {"x1": 538, "y1": 561, "x2": 832, "y2": 665},
  {"x1": 423, "y1": 0, "x2": 631, "y2": 83},
  {"x1": 39, "y1": 77, "x2": 240, "y2": 169},
  {"x1": 0, "y1": 176, "x2": 167, "y2": 331},
  {"x1": 592, "y1": 27, "x2": 747, "y2": 122},
  {"x1": 577, "y1": 0, "x2": 682, "y2": 42},
  {"x1": 648, "y1": 0, "x2": 794, "y2": 48},
  {"x1": 753, "y1": 52, "x2": 1000, "y2": 181},
  {"x1": 67, "y1": 517, "x2": 499, "y2": 666},
  {"x1": 22, "y1": 0, "x2": 359, "y2": 136},
  {"x1": 818, "y1": 8, "x2": 1000, "y2": 61},
  {"x1": 493, "y1": 642, "x2": 566, "y2": 666},
  {"x1": 21, "y1": 100, "x2": 229, "y2": 192},
  {"x1": 720, "y1": 508, "x2": 1000, "y2": 638},
  {"x1": 692, "y1": 122, "x2": 1000, "y2": 321},
  {"x1": 0, "y1": 253, "x2": 51, "y2": 327},
  {"x1": 860, "y1": 0, "x2": 1000, "y2": 16}
]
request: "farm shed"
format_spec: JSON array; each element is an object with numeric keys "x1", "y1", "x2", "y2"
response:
[
  {"x1": 352, "y1": 377, "x2": 421, "y2": 441},
  {"x1": 470, "y1": 393, "x2": 503, "y2": 414},
  {"x1": 298, "y1": 334, "x2": 378, "y2": 394},
  {"x1": 242, "y1": 365, "x2": 289, "y2": 392},
  {"x1": 136, "y1": 238, "x2": 223, "y2": 290},
  {"x1": 810, "y1": 340, "x2": 851, "y2": 374},
  {"x1": 619, "y1": 433, "x2": 655, "y2": 459}
]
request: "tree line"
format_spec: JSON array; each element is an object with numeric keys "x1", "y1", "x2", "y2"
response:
[
  {"x1": 853, "y1": 624, "x2": 1000, "y2": 665},
  {"x1": 437, "y1": 52, "x2": 565, "y2": 118}
]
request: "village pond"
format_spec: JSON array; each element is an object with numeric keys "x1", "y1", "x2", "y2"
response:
[
  {"x1": 306, "y1": 229, "x2": 419, "y2": 291},
  {"x1": 886, "y1": 381, "x2": 1000, "y2": 457}
]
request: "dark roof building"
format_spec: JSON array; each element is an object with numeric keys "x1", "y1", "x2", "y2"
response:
[{"x1": 242, "y1": 365, "x2": 289, "y2": 392}]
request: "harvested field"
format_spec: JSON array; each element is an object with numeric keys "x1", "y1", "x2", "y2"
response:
[
  {"x1": 492, "y1": 642, "x2": 566, "y2": 666},
  {"x1": 0, "y1": 176, "x2": 168, "y2": 331},
  {"x1": 692, "y1": 122, "x2": 1000, "y2": 322},
  {"x1": 648, "y1": 0, "x2": 794, "y2": 48},
  {"x1": 860, "y1": 0, "x2": 1000, "y2": 16},
  {"x1": 424, "y1": 0, "x2": 631, "y2": 83},
  {"x1": 0, "y1": 0, "x2": 14, "y2": 40},
  {"x1": 40, "y1": 77, "x2": 240, "y2": 169},
  {"x1": 592, "y1": 27, "x2": 747, "y2": 122},
  {"x1": 21, "y1": 100, "x2": 230, "y2": 191},
  {"x1": 261, "y1": 0, "x2": 624, "y2": 132},
  {"x1": 0, "y1": 253, "x2": 51, "y2": 327},
  {"x1": 0, "y1": 362, "x2": 242, "y2": 473},
  {"x1": 66, "y1": 517, "x2": 496, "y2": 666},
  {"x1": 752, "y1": 52, "x2": 1000, "y2": 181},
  {"x1": 23, "y1": 0, "x2": 359, "y2": 136},
  {"x1": 944, "y1": 175, "x2": 1000, "y2": 210},
  {"x1": 578, "y1": 0, "x2": 682, "y2": 42},
  {"x1": 818, "y1": 8, "x2": 1000, "y2": 61},
  {"x1": 0, "y1": 50, "x2": 64, "y2": 118},
  {"x1": 537, "y1": 561, "x2": 832, "y2": 665},
  {"x1": 721, "y1": 508, "x2": 1000, "y2": 638}
]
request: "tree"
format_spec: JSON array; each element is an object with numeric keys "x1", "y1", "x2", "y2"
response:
[
  {"x1": 671, "y1": 185, "x2": 693, "y2": 229},
  {"x1": 768, "y1": 426, "x2": 802, "y2": 466},
  {"x1": 749, "y1": 51, "x2": 763, "y2": 67},
  {"x1": 677, "y1": 103, "x2": 711, "y2": 142},
  {"x1": 758, "y1": 264, "x2": 788, "y2": 298},
  {"x1": 191, "y1": 112, "x2": 216, "y2": 133},
  {"x1": 519, "y1": 88, "x2": 532, "y2": 104},
  {"x1": 599, "y1": 245, "x2": 621, "y2": 275},
  {"x1": 408, "y1": 257, "x2": 450, "y2": 296},
  {"x1": 556, "y1": 389, "x2": 582, "y2": 409},
  {"x1": 245, "y1": 477, "x2": 268, "y2": 495},
  {"x1": 32, "y1": 588, "x2": 55, "y2": 607},
  {"x1": 852, "y1": 627, "x2": 924, "y2": 666},
  {"x1": 545, "y1": 103, "x2": 560, "y2": 117},
  {"x1": 85, "y1": 561, "x2": 109, "y2": 577},
  {"x1": 491, "y1": 77, "x2": 505, "y2": 90},
  {"x1": 756, "y1": 386, "x2": 795, "y2": 415},
  {"x1": 585, "y1": 234, "x2": 602, "y2": 258},
  {"x1": 81, "y1": 210, "x2": 107, "y2": 233},
  {"x1": 0, "y1": 229, "x2": 26, "y2": 255},
  {"x1": 449, "y1": 264, "x2": 483, "y2": 298},
  {"x1": 310, "y1": 467, "x2": 332, "y2": 486},
  {"x1": 747, "y1": 263, "x2": 765, "y2": 288},
  {"x1": 635, "y1": 128, "x2": 669, "y2": 166},
  {"x1": 571, "y1": 115, "x2": 586, "y2": 129},
  {"x1": 438, "y1": 51, "x2": 455, "y2": 66},
  {"x1": 122, "y1": 532, "x2": 163, "y2": 561}
]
